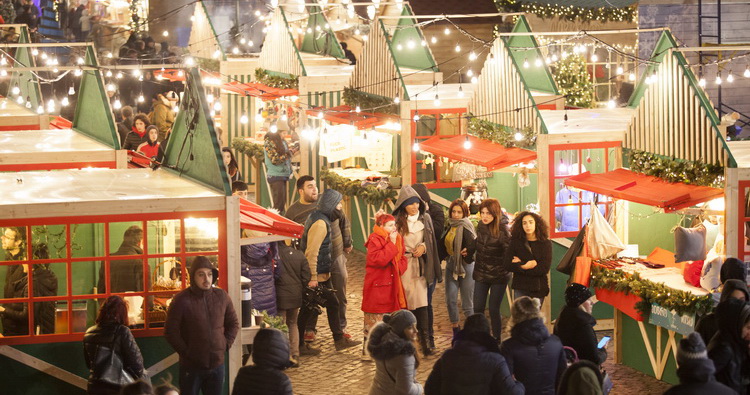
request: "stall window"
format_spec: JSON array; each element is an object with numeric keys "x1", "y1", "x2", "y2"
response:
[
  {"x1": 739, "y1": 181, "x2": 750, "y2": 263},
  {"x1": 0, "y1": 213, "x2": 225, "y2": 344},
  {"x1": 549, "y1": 142, "x2": 620, "y2": 238},
  {"x1": 411, "y1": 109, "x2": 465, "y2": 188}
]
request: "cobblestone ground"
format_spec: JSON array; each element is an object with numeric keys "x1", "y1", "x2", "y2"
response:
[{"x1": 283, "y1": 250, "x2": 671, "y2": 395}]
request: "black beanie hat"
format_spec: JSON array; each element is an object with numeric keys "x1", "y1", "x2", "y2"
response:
[
  {"x1": 677, "y1": 332, "x2": 708, "y2": 366},
  {"x1": 565, "y1": 283, "x2": 593, "y2": 308}
]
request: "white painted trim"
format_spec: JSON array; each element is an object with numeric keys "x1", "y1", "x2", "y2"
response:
[
  {"x1": 428, "y1": 191, "x2": 451, "y2": 208},
  {"x1": 0, "y1": 345, "x2": 87, "y2": 389},
  {"x1": 145, "y1": 353, "x2": 179, "y2": 377},
  {"x1": 553, "y1": 238, "x2": 573, "y2": 248}
]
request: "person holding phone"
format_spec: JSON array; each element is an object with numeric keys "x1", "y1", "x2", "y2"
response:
[{"x1": 554, "y1": 283, "x2": 608, "y2": 366}]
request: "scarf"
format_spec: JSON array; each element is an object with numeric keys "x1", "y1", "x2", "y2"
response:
[
  {"x1": 373, "y1": 225, "x2": 407, "y2": 309},
  {"x1": 131, "y1": 126, "x2": 146, "y2": 138},
  {"x1": 445, "y1": 217, "x2": 476, "y2": 279}
]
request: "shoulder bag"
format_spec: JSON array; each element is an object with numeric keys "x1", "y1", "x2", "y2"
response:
[{"x1": 93, "y1": 326, "x2": 136, "y2": 386}]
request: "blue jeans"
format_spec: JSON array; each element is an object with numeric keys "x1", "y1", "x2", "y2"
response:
[
  {"x1": 445, "y1": 262, "x2": 475, "y2": 324},
  {"x1": 179, "y1": 364, "x2": 225, "y2": 395},
  {"x1": 514, "y1": 289, "x2": 545, "y2": 308},
  {"x1": 473, "y1": 279, "x2": 509, "y2": 340}
]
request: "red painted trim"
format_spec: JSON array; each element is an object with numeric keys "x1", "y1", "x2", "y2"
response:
[
  {"x1": 548, "y1": 142, "x2": 621, "y2": 238},
  {"x1": 0, "y1": 124, "x2": 39, "y2": 131},
  {"x1": 738, "y1": 181, "x2": 750, "y2": 262},
  {"x1": 0, "y1": 161, "x2": 117, "y2": 171}
]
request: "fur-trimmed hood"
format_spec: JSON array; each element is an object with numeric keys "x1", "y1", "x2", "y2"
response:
[{"x1": 367, "y1": 322, "x2": 416, "y2": 361}]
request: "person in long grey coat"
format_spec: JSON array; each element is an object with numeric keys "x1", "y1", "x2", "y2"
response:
[{"x1": 367, "y1": 310, "x2": 422, "y2": 395}]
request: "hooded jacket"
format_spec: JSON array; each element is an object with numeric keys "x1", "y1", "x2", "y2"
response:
[
  {"x1": 720, "y1": 257, "x2": 747, "y2": 284},
  {"x1": 150, "y1": 94, "x2": 175, "y2": 142},
  {"x1": 473, "y1": 222, "x2": 511, "y2": 284},
  {"x1": 501, "y1": 318, "x2": 566, "y2": 395},
  {"x1": 696, "y1": 279, "x2": 749, "y2": 344},
  {"x1": 664, "y1": 350, "x2": 736, "y2": 395},
  {"x1": 83, "y1": 323, "x2": 145, "y2": 392},
  {"x1": 708, "y1": 298, "x2": 750, "y2": 394},
  {"x1": 231, "y1": 328, "x2": 293, "y2": 395},
  {"x1": 241, "y1": 242, "x2": 278, "y2": 316},
  {"x1": 301, "y1": 189, "x2": 342, "y2": 279},
  {"x1": 412, "y1": 183, "x2": 445, "y2": 238},
  {"x1": 554, "y1": 305, "x2": 607, "y2": 366},
  {"x1": 392, "y1": 185, "x2": 442, "y2": 285},
  {"x1": 275, "y1": 243, "x2": 311, "y2": 311},
  {"x1": 367, "y1": 322, "x2": 422, "y2": 395},
  {"x1": 425, "y1": 329, "x2": 524, "y2": 395},
  {"x1": 164, "y1": 258, "x2": 239, "y2": 370},
  {"x1": 556, "y1": 360, "x2": 603, "y2": 395}
]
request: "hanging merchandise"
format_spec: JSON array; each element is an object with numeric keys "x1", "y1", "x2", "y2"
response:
[
  {"x1": 517, "y1": 168, "x2": 531, "y2": 188},
  {"x1": 319, "y1": 125, "x2": 354, "y2": 163},
  {"x1": 358, "y1": 131, "x2": 393, "y2": 171},
  {"x1": 586, "y1": 201, "x2": 626, "y2": 259}
]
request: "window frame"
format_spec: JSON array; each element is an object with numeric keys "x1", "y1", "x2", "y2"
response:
[
  {"x1": 0, "y1": 210, "x2": 227, "y2": 345},
  {"x1": 410, "y1": 108, "x2": 464, "y2": 189},
  {"x1": 738, "y1": 181, "x2": 750, "y2": 263},
  {"x1": 548, "y1": 141, "x2": 621, "y2": 238}
]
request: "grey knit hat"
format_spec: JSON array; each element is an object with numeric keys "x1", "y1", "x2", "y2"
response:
[
  {"x1": 383, "y1": 309, "x2": 417, "y2": 335},
  {"x1": 510, "y1": 296, "x2": 543, "y2": 327},
  {"x1": 677, "y1": 332, "x2": 708, "y2": 366}
]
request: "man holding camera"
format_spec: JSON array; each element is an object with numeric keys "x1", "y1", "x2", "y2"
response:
[{"x1": 297, "y1": 189, "x2": 360, "y2": 351}]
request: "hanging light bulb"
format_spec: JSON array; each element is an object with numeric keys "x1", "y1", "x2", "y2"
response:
[
  {"x1": 46, "y1": 99, "x2": 55, "y2": 113},
  {"x1": 15, "y1": 95, "x2": 23, "y2": 104},
  {"x1": 206, "y1": 94, "x2": 214, "y2": 103},
  {"x1": 40, "y1": 52, "x2": 47, "y2": 60},
  {"x1": 0, "y1": 70, "x2": 5, "y2": 76},
  {"x1": 396, "y1": 44, "x2": 403, "y2": 51},
  {"x1": 413, "y1": 112, "x2": 420, "y2": 122},
  {"x1": 210, "y1": 110, "x2": 216, "y2": 117},
  {"x1": 113, "y1": 99, "x2": 122, "y2": 110},
  {"x1": 607, "y1": 100, "x2": 616, "y2": 109},
  {"x1": 302, "y1": 127, "x2": 316, "y2": 141},
  {"x1": 232, "y1": 47, "x2": 240, "y2": 55},
  {"x1": 213, "y1": 102, "x2": 222, "y2": 112},
  {"x1": 137, "y1": 94, "x2": 145, "y2": 103},
  {"x1": 421, "y1": 40, "x2": 426, "y2": 47},
  {"x1": 699, "y1": 75, "x2": 706, "y2": 87},
  {"x1": 534, "y1": 58, "x2": 543, "y2": 67},
  {"x1": 394, "y1": 97, "x2": 401, "y2": 104},
  {"x1": 743, "y1": 66, "x2": 750, "y2": 78},
  {"x1": 317, "y1": 111, "x2": 324, "y2": 119},
  {"x1": 434, "y1": 94, "x2": 440, "y2": 107},
  {"x1": 36, "y1": 105, "x2": 43, "y2": 114},
  {"x1": 240, "y1": 113, "x2": 249, "y2": 124},
  {"x1": 523, "y1": 58, "x2": 529, "y2": 68},
  {"x1": 545, "y1": 57, "x2": 551, "y2": 64},
  {"x1": 355, "y1": 105, "x2": 361, "y2": 113},
  {"x1": 651, "y1": 71, "x2": 657, "y2": 83},
  {"x1": 431, "y1": 36, "x2": 437, "y2": 44},
  {"x1": 471, "y1": 76, "x2": 478, "y2": 84},
  {"x1": 616, "y1": 65, "x2": 624, "y2": 75},
  {"x1": 454, "y1": 44, "x2": 461, "y2": 52},
  {"x1": 0, "y1": 57, "x2": 6, "y2": 66},
  {"x1": 281, "y1": 111, "x2": 288, "y2": 121},
  {"x1": 551, "y1": 54, "x2": 558, "y2": 62},
  {"x1": 77, "y1": 57, "x2": 85, "y2": 65},
  {"x1": 466, "y1": 69, "x2": 473, "y2": 77},
  {"x1": 116, "y1": 71, "x2": 123, "y2": 79},
  {"x1": 177, "y1": 70, "x2": 184, "y2": 77},
  {"x1": 11, "y1": 85, "x2": 20, "y2": 95},
  {"x1": 629, "y1": 72, "x2": 635, "y2": 81},
  {"x1": 106, "y1": 83, "x2": 116, "y2": 92},
  {"x1": 61, "y1": 97, "x2": 69, "y2": 106},
  {"x1": 25, "y1": 97, "x2": 31, "y2": 109},
  {"x1": 727, "y1": 70, "x2": 735, "y2": 83},
  {"x1": 270, "y1": 124, "x2": 278, "y2": 133},
  {"x1": 106, "y1": 70, "x2": 113, "y2": 77},
  {"x1": 185, "y1": 56, "x2": 195, "y2": 66},
  {"x1": 248, "y1": 40, "x2": 254, "y2": 47},
  {"x1": 463, "y1": 135, "x2": 472, "y2": 149},
  {"x1": 256, "y1": 110, "x2": 264, "y2": 122},
  {"x1": 74, "y1": 69, "x2": 82, "y2": 76},
  {"x1": 444, "y1": 27, "x2": 450, "y2": 35},
  {"x1": 407, "y1": 40, "x2": 415, "y2": 49},
  {"x1": 591, "y1": 54, "x2": 598, "y2": 62},
  {"x1": 412, "y1": 141, "x2": 420, "y2": 152},
  {"x1": 558, "y1": 159, "x2": 567, "y2": 173},
  {"x1": 31, "y1": 48, "x2": 38, "y2": 56},
  {"x1": 514, "y1": 132, "x2": 523, "y2": 141},
  {"x1": 715, "y1": 73, "x2": 722, "y2": 85},
  {"x1": 172, "y1": 105, "x2": 179, "y2": 113},
  {"x1": 645, "y1": 75, "x2": 652, "y2": 85},
  {"x1": 457, "y1": 85, "x2": 464, "y2": 98},
  {"x1": 469, "y1": 52, "x2": 477, "y2": 61},
  {"x1": 162, "y1": 30, "x2": 169, "y2": 37}
]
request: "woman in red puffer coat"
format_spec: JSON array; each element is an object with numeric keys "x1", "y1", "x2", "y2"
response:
[{"x1": 361, "y1": 212, "x2": 408, "y2": 358}]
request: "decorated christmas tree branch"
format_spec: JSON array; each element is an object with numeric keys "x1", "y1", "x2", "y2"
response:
[
  {"x1": 255, "y1": 68, "x2": 299, "y2": 89},
  {"x1": 496, "y1": 0, "x2": 637, "y2": 23},
  {"x1": 319, "y1": 168, "x2": 398, "y2": 208},
  {"x1": 232, "y1": 139, "x2": 265, "y2": 161},
  {"x1": 590, "y1": 265, "x2": 713, "y2": 317},
  {"x1": 466, "y1": 114, "x2": 536, "y2": 149},
  {"x1": 342, "y1": 87, "x2": 399, "y2": 115},
  {"x1": 627, "y1": 150, "x2": 724, "y2": 188},
  {"x1": 552, "y1": 54, "x2": 595, "y2": 108}
]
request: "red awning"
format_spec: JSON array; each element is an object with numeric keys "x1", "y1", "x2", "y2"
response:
[
  {"x1": 418, "y1": 135, "x2": 537, "y2": 171},
  {"x1": 222, "y1": 81, "x2": 299, "y2": 101},
  {"x1": 305, "y1": 105, "x2": 397, "y2": 130},
  {"x1": 564, "y1": 168, "x2": 724, "y2": 213},
  {"x1": 239, "y1": 198, "x2": 304, "y2": 239}
]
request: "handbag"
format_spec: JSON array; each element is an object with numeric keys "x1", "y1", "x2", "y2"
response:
[
  {"x1": 573, "y1": 229, "x2": 592, "y2": 287},
  {"x1": 93, "y1": 326, "x2": 135, "y2": 386},
  {"x1": 557, "y1": 223, "x2": 587, "y2": 275}
]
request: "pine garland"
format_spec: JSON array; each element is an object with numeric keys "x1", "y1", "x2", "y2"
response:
[
  {"x1": 590, "y1": 265, "x2": 713, "y2": 317},
  {"x1": 319, "y1": 168, "x2": 398, "y2": 208},
  {"x1": 467, "y1": 115, "x2": 536, "y2": 149},
  {"x1": 342, "y1": 87, "x2": 399, "y2": 115},
  {"x1": 232, "y1": 139, "x2": 265, "y2": 161},
  {"x1": 627, "y1": 150, "x2": 724, "y2": 188},
  {"x1": 553, "y1": 54, "x2": 595, "y2": 108},
  {"x1": 255, "y1": 68, "x2": 299, "y2": 89},
  {"x1": 496, "y1": 0, "x2": 637, "y2": 23}
]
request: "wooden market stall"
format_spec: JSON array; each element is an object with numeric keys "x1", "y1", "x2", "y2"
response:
[{"x1": 0, "y1": 24, "x2": 48, "y2": 131}]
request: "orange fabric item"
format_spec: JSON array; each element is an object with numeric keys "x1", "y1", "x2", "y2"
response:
[
  {"x1": 647, "y1": 247, "x2": 678, "y2": 268},
  {"x1": 573, "y1": 232, "x2": 592, "y2": 286},
  {"x1": 372, "y1": 225, "x2": 407, "y2": 309},
  {"x1": 595, "y1": 288, "x2": 645, "y2": 321}
]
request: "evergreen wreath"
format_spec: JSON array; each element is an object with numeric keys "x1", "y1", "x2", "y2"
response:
[
  {"x1": 232, "y1": 139, "x2": 265, "y2": 161},
  {"x1": 319, "y1": 168, "x2": 397, "y2": 208},
  {"x1": 255, "y1": 68, "x2": 299, "y2": 89},
  {"x1": 627, "y1": 150, "x2": 724, "y2": 188},
  {"x1": 467, "y1": 114, "x2": 536, "y2": 149},
  {"x1": 342, "y1": 87, "x2": 399, "y2": 115},
  {"x1": 496, "y1": 0, "x2": 637, "y2": 23}
]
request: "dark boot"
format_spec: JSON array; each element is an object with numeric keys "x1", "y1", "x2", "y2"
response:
[
  {"x1": 413, "y1": 307, "x2": 432, "y2": 356},
  {"x1": 452, "y1": 326, "x2": 460, "y2": 340},
  {"x1": 427, "y1": 304, "x2": 436, "y2": 350}
]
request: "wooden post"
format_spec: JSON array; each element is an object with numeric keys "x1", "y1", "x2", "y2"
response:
[{"x1": 226, "y1": 195, "x2": 242, "y2": 390}]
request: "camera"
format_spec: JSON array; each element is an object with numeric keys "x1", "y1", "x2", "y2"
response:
[{"x1": 302, "y1": 286, "x2": 327, "y2": 315}]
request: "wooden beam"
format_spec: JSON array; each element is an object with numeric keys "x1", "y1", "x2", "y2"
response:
[{"x1": 0, "y1": 346, "x2": 87, "y2": 389}]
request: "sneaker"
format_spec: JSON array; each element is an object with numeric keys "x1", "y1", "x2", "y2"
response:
[
  {"x1": 304, "y1": 330, "x2": 317, "y2": 342},
  {"x1": 289, "y1": 355, "x2": 300, "y2": 368},
  {"x1": 334, "y1": 337, "x2": 362, "y2": 351},
  {"x1": 299, "y1": 343, "x2": 321, "y2": 356}
]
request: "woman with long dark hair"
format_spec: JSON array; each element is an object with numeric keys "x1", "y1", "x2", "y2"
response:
[
  {"x1": 222, "y1": 147, "x2": 243, "y2": 182},
  {"x1": 263, "y1": 132, "x2": 292, "y2": 214},
  {"x1": 439, "y1": 199, "x2": 476, "y2": 337},
  {"x1": 472, "y1": 198, "x2": 511, "y2": 341},
  {"x1": 83, "y1": 295, "x2": 146, "y2": 395},
  {"x1": 506, "y1": 211, "x2": 552, "y2": 306}
]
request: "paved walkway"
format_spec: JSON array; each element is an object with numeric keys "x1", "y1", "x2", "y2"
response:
[{"x1": 284, "y1": 250, "x2": 671, "y2": 394}]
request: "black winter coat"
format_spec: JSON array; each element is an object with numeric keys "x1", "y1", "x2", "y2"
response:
[
  {"x1": 275, "y1": 243, "x2": 311, "y2": 310},
  {"x1": 505, "y1": 238, "x2": 552, "y2": 297},
  {"x1": 232, "y1": 328, "x2": 293, "y2": 395},
  {"x1": 500, "y1": 318, "x2": 566, "y2": 395},
  {"x1": 425, "y1": 330, "x2": 524, "y2": 395},
  {"x1": 2, "y1": 272, "x2": 28, "y2": 336},
  {"x1": 438, "y1": 225, "x2": 476, "y2": 265},
  {"x1": 97, "y1": 241, "x2": 143, "y2": 293},
  {"x1": 473, "y1": 222, "x2": 511, "y2": 284},
  {"x1": 664, "y1": 354, "x2": 736, "y2": 395},
  {"x1": 122, "y1": 130, "x2": 146, "y2": 151},
  {"x1": 412, "y1": 183, "x2": 445, "y2": 242},
  {"x1": 554, "y1": 306, "x2": 607, "y2": 366},
  {"x1": 708, "y1": 330, "x2": 749, "y2": 394},
  {"x1": 83, "y1": 323, "x2": 145, "y2": 394},
  {"x1": 32, "y1": 265, "x2": 58, "y2": 334}
]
